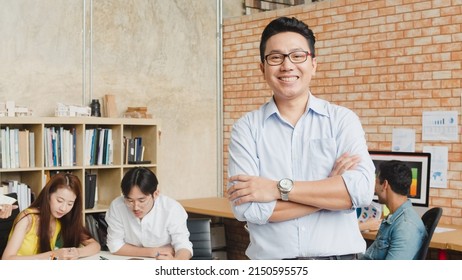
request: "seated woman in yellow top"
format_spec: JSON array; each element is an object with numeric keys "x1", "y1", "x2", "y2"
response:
[{"x1": 2, "y1": 173, "x2": 100, "y2": 260}]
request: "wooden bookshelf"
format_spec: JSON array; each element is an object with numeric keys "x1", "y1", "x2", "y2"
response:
[{"x1": 0, "y1": 116, "x2": 159, "y2": 216}]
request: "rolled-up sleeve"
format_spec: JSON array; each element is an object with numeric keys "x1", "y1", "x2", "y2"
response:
[
  {"x1": 228, "y1": 116, "x2": 275, "y2": 224},
  {"x1": 105, "y1": 199, "x2": 127, "y2": 253},
  {"x1": 342, "y1": 168, "x2": 375, "y2": 208},
  {"x1": 336, "y1": 110, "x2": 375, "y2": 208},
  {"x1": 169, "y1": 205, "x2": 193, "y2": 255}
]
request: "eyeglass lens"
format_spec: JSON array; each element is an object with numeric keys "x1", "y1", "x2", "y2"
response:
[
  {"x1": 125, "y1": 195, "x2": 152, "y2": 207},
  {"x1": 265, "y1": 51, "x2": 311, "y2": 66}
]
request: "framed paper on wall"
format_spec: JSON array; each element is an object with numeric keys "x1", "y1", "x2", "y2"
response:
[{"x1": 369, "y1": 151, "x2": 431, "y2": 207}]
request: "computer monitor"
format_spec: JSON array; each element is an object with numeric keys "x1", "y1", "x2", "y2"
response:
[{"x1": 369, "y1": 151, "x2": 431, "y2": 207}]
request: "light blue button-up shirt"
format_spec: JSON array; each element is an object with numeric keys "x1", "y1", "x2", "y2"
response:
[{"x1": 228, "y1": 93, "x2": 375, "y2": 259}]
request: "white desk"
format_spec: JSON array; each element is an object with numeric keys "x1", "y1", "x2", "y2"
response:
[{"x1": 81, "y1": 250, "x2": 154, "y2": 260}]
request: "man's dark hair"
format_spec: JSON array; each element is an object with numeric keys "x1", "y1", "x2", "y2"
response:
[
  {"x1": 377, "y1": 160, "x2": 412, "y2": 196},
  {"x1": 121, "y1": 167, "x2": 159, "y2": 196},
  {"x1": 259, "y1": 16, "x2": 316, "y2": 63}
]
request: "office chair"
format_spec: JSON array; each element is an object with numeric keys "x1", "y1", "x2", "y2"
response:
[
  {"x1": 187, "y1": 218, "x2": 213, "y2": 260},
  {"x1": 0, "y1": 193, "x2": 20, "y2": 257},
  {"x1": 416, "y1": 207, "x2": 443, "y2": 260}
]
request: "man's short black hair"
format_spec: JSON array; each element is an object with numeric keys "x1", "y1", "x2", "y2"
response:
[
  {"x1": 377, "y1": 160, "x2": 412, "y2": 196},
  {"x1": 259, "y1": 16, "x2": 316, "y2": 63}
]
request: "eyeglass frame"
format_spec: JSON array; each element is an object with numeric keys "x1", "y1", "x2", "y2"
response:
[
  {"x1": 124, "y1": 194, "x2": 153, "y2": 208},
  {"x1": 264, "y1": 50, "x2": 313, "y2": 66}
]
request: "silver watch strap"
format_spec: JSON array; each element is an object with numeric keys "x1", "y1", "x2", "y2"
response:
[{"x1": 280, "y1": 192, "x2": 289, "y2": 201}]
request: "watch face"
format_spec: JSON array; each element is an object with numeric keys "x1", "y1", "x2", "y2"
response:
[{"x1": 279, "y1": 178, "x2": 293, "y2": 191}]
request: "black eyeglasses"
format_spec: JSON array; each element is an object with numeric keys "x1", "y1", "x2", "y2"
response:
[{"x1": 264, "y1": 51, "x2": 312, "y2": 66}]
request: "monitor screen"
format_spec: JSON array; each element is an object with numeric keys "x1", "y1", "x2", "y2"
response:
[{"x1": 368, "y1": 151, "x2": 431, "y2": 207}]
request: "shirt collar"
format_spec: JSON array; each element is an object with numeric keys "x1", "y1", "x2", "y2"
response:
[
  {"x1": 263, "y1": 92, "x2": 329, "y2": 122},
  {"x1": 384, "y1": 199, "x2": 413, "y2": 224}
]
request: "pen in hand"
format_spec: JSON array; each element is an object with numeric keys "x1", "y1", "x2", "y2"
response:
[
  {"x1": 99, "y1": 255, "x2": 109, "y2": 260},
  {"x1": 155, "y1": 252, "x2": 167, "y2": 258}
]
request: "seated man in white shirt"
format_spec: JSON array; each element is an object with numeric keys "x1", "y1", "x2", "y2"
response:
[{"x1": 105, "y1": 167, "x2": 192, "y2": 260}]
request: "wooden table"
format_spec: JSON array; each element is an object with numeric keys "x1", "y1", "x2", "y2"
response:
[
  {"x1": 179, "y1": 197, "x2": 462, "y2": 259},
  {"x1": 178, "y1": 197, "x2": 234, "y2": 219},
  {"x1": 178, "y1": 197, "x2": 249, "y2": 260},
  {"x1": 429, "y1": 224, "x2": 462, "y2": 252},
  {"x1": 180, "y1": 197, "x2": 462, "y2": 252},
  {"x1": 362, "y1": 224, "x2": 462, "y2": 252}
]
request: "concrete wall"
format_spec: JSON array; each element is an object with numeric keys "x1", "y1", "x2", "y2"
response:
[
  {"x1": 0, "y1": 0, "x2": 232, "y2": 200},
  {"x1": 223, "y1": 0, "x2": 462, "y2": 225}
]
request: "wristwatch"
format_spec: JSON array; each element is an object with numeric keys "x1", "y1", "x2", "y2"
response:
[{"x1": 277, "y1": 178, "x2": 294, "y2": 201}]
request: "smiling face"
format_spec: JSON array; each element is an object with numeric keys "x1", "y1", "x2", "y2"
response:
[
  {"x1": 260, "y1": 32, "x2": 317, "y2": 103},
  {"x1": 49, "y1": 187, "x2": 77, "y2": 219}
]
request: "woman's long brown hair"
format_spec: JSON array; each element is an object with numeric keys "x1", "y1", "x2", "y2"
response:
[{"x1": 16, "y1": 173, "x2": 93, "y2": 253}]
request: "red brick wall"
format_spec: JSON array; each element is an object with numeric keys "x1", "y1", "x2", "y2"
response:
[
  {"x1": 223, "y1": 0, "x2": 462, "y2": 225},
  {"x1": 244, "y1": 0, "x2": 309, "y2": 14}
]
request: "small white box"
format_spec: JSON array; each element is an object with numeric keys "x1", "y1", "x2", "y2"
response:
[{"x1": 6, "y1": 100, "x2": 15, "y2": 116}]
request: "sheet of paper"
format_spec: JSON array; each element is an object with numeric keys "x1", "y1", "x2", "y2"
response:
[
  {"x1": 357, "y1": 201, "x2": 382, "y2": 223},
  {"x1": 422, "y1": 111, "x2": 458, "y2": 141},
  {"x1": 434, "y1": 227, "x2": 456, "y2": 234},
  {"x1": 0, "y1": 194, "x2": 17, "y2": 205},
  {"x1": 392, "y1": 128, "x2": 415, "y2": 152},
  {"x1": 423, "y1": 146, "x2": 448, "y2": 189}
]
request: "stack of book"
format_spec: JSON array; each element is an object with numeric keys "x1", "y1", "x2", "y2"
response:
[
  {"x1": 123, "y1": 136, "x2": 149, "y2": 164},
  {"x1": 0, "y1": 127, "x2": 35, "y2": 169},
  {"x1": 84, "y1": 128, "x2": 113, "y2": 166},
  {"x1": 43, "y1": 126, "x2": 76, "y2": 167}
]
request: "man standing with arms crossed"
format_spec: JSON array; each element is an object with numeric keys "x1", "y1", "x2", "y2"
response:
[{"x1": 227, "y1": 16, "x2": 375, "y2": 260}]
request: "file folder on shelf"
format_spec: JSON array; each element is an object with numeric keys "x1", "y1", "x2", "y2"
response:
[{"x1": 85, "y1": 173, "x2": 97, "y2": 209}]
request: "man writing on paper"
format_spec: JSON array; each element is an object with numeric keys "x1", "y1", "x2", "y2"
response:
[{"x1": 106, "y1": 167, "x2": 192, "y2": 260}]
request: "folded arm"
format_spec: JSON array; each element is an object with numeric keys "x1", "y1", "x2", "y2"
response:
[
  {"x1": 269, "y1": 201, "x2": 319, "y2": 222},
  {"x1": 228, "y1": 173, "x2": 352, "y2": 210},
  {"x1": 230, "y1": 153, "x2": 362, "y2": 222},
  {"x1": 227, "y1": 111, "x2": 374, "y2": 223}
]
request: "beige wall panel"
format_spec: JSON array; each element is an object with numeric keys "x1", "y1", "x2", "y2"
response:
[{"x1": 0, "y1": 0, "x2": 220, "y2": 200}]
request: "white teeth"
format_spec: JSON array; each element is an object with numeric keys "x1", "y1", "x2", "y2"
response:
[{"x1": 280, "y1": 77, "x2": 297, "y2": 82}]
